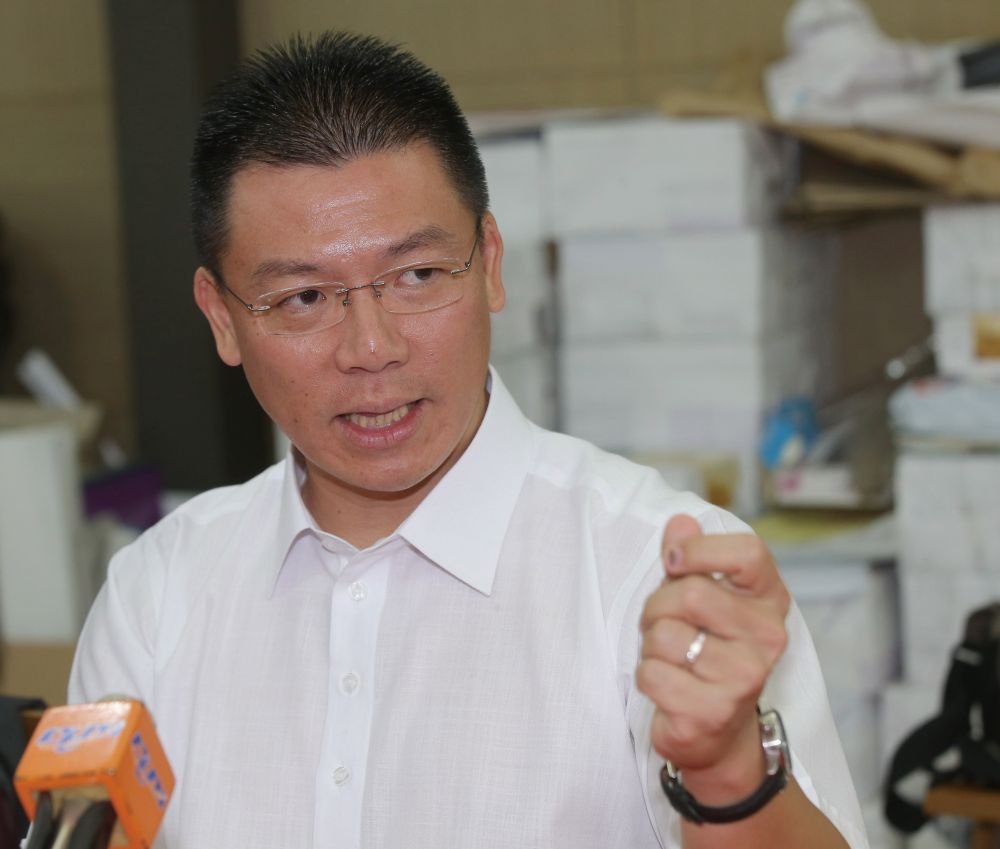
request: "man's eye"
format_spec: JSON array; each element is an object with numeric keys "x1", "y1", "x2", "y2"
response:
[
  {"x1": 276, "y1": 288, "x2": 326, "y2": 309},
  {"x1": 397, "y1": 266, "x2": 447, "y2": 287}
]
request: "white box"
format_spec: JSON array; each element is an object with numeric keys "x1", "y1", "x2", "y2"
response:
[
  {"x1": 879, "y1": 682, "x2": 940, "y2": 787},
  {"x1": 559, "y1": 227, "x2": 837, "y2": 341},
  {"x1": 544, "y1": 116, "x2": 789, "y2": 236},
  {"x1": 491, "y1": 242, "x2": 554, "y2": 357},
  {"x1": 896, "y1": 453, "x2": 1000, "y2": 525},
  {"x1": 493, "y1": 347, "x2": 556, "y2": 429},
  {"x1": 895, "y1": 453, "x2": 1000, "y2": 575},
  {"x1": 827, "y1": 690, "x2": 883, "y2": 803},
  {"x1": 0, "y1": 421, "x2": 86, "y2": 641},
  {"x1": 898, "y1": 568, "x2": 999, "y2": 685},
  {"x1": 924, "y1": 204, "x2": 1000, "y2": 314},
  {"x1": 560, "y1": 332, "x2": 826, "y2": 451},
  {"x1": 898, "y1": 515, "x2": 1000, "y2": 577},
  {"x1": 479, "y1": 135, "x2": 548, "y2": 243},
  {"x1": 933, "y1": 312, "x2": 1000, "y2": 379},
  {"x1": 782, "y1": 560, "x2": 900, "y2": 695}
]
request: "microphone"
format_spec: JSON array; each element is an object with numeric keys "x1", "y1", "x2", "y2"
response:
[{"x1": 14, "y1": 700, "x2": 174, "y2": 849}]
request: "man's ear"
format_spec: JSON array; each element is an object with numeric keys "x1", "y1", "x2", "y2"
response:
[
  {"x1": 478, "y1": 212, "x2": 506, "y2": 314},
  {"x1": 193, "y1": 267, "x2": 243, "y2": 366}
]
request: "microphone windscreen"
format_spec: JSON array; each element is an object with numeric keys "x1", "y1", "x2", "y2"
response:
[{"x1": 14, "y1": 700, "x2": 174, "y2": 849}]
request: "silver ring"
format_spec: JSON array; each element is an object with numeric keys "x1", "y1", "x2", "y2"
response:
[{"x1": 685, "y1": 629, "x2": 708, "y2": 666}]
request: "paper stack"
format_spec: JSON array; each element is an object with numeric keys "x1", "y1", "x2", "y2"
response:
[
  {"x1": 761, "y1": 513, "x2": 900, "y2": 806},
  {"x1": 547, "y1": 114, "x2": 835, "y2": 514},
  {"x1": 0, "y1": 413, "x2": 87, "y2": 641},
  {"x1": 894, "y1": 452, "x2": 1000, "y2": 686},
  {"x1": 924, "y1": 204, "x2": 1000, "y2": 379},
  {"x1": 545, "y1": 116, "x2": 792, "y2": 235},
  {"x1": 479, "y1": 133, "x2": 557, "y2": 428},
  {"x1": 872, "y1": 450, "x2": 1000, "y2": 845},
  {"x1": 883, "y1": 211, "x2": 1000, "y2": 784}
]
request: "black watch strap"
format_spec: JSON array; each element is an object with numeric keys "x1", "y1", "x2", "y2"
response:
[{"x1": 660, "y1": 761, "x2": 788, "y2": 825}]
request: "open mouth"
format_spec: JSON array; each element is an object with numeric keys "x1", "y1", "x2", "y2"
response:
[{"x1": 343, "y1": 402, "x2": 412, "y2": 430}]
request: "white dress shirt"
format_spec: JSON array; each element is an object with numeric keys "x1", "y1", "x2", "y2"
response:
[{"x1": 70, "y1": 369, "x2": 869, "y2": 849}]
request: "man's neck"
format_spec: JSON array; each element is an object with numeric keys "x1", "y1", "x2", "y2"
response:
[
  {"x1": 300, "y1": 468, "x2": 429, "y2": 550},
  {"x1": 297, "y1": 387, "x2": 489, "y2": 549}
]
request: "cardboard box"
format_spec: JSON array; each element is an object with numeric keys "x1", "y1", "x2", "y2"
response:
[
  {"x1": 827, "y1": 689, "x2": 882, "y2": 803},
  {"x1": 898, "y1": 568, "x2": 997, "y2": 686},
  {"x1": 559, "y1": 226, "x2": 837, "y2": 342},
  {"x1": 492, "y1": 347, "x2": 557, "y2": 430},
  {"x1": 479, "y1": 134, "x2": 549, "y2": 243},
  {"x1": 490, "y1": 242, "x2": 555, "y2": 357},
  {"x1": 782, "y1": 560, "x2": 900, "y2": 695},
  {"x1": 895, "y1": 452, "x2": 1000, "y2": 574},
  {"x1": 544, "y1": 116, "x2": 789, "y2": 236},
  {"x1": 0, "y1": 419, "x2": 87, "y2": 642},
  {"x1": 924, "y1": 204, "x2": 1000, "y2": 315},
  {"x1": 560, "y1": 330, "x2": 828, "y2": 449}
]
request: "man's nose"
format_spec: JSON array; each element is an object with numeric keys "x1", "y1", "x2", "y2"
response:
[{"x1": 332, "y1": 284, "x2": 408, "y2": 373}]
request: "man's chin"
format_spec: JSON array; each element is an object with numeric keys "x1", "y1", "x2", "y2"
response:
[{"x1": 310, "y1": 459, "x2": 444, "y2": 502}]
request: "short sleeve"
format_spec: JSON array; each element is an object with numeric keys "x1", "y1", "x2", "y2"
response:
[
  {"x1": 68, "y1": 532, "x2": 164, "y2": 705},
  {"x1": 619, "y1": 507, "x2": 870, "y2": 849}
]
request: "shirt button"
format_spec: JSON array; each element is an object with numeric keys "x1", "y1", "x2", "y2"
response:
[
  {"x1": 340, "y1": 672, "x2": 360, "y2": 694},
  {"x1": 348, "y1": 581, "x2": 367, "y2": 602},
  {"x1": 333, "y1": 766, "x2": 351, "y2": 786}
]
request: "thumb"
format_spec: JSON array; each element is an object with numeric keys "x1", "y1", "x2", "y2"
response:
[{"x1": 662, "y1": 513, "x2": 702, "y2": 576}]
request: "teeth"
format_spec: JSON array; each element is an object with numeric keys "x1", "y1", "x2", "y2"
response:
[{"x1": 347, "y1": 403, "x2": 410, "y2": 429}]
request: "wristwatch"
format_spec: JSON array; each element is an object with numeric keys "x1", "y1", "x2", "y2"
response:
[{"x1": 660, "y1": 708, "x2": 791, "y2": 825}]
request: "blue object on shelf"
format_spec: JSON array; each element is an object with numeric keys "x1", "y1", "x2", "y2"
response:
[{"x1": 759, "y1": 397, "x2": 820, "y2": 471}]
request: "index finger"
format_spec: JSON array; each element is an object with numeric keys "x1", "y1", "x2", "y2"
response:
[{"x1": 664, "y1": 531, "x2": 783, "y2": 598}]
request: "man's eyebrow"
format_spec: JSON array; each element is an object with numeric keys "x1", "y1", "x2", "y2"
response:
[
  {"x1": 381, "y1": 225, "x2": 457, "y2": 261},
  {"x1": 250, "y1": 259, "x2": 324, "y2": 284},
  {"x1": 248, "y1": 225, "x2": 460, "y2": 285}
]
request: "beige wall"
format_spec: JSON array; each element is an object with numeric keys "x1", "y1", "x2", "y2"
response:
[
  {"x1": 2, "y1": 1, "x2": 999, "y2": 464},
  {"x1": 240, "y1": 0, "x2": 1000, "y2": 111},
  {"x1": 0, "y1": 3, "x2": 134, "y2": 454}
]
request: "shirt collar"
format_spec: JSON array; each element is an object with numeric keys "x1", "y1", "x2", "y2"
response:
[
  {"x1": 397, "y1": 367, "x2": 534, "y2": 596},
  {"x1": 265, "y1": 450, "x2": 320, "y2": 596},
  {"x1": 267, "y1": 366, "x2": 534, "y2": 597}
]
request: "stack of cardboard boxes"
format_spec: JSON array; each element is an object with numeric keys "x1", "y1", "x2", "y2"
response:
[
  {"x1": 874, "y1": 204, "x2": 1000, "y2": 849},
  {"x1": 547, "y1": 115, "x2": 838, "y2": 514},
  {"x1": 924, "y1": 206, "x2": 1000, "y2": 381},
  {"x1": 479, "y1": 132, "x2": 557, "y2": 429}
]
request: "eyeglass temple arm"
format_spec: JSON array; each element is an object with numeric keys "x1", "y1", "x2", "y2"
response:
[{"x1": 215, "y1": 275, "x2": 271, "y2": 314}]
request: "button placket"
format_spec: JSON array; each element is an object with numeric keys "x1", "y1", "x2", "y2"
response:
[{"x1": 315, "y1": 552, "x2": 390, "y2": 848}]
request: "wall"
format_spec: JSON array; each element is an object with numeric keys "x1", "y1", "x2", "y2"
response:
[
  {"x1": 2, "y1": 1, "x2": 999, "y2": 473},
  {"x1": 0, "y1": 2, "x2": 134, "y2": 455},
  {"x1": 240, "y1": 0, "x2": 1000, "y2": 111}
]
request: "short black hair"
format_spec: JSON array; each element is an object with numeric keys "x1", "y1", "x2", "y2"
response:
[{"x1": 191, "y1": 32, "x2": 489, "y2": 273}]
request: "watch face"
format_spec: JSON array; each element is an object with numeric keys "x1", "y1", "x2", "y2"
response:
[{"x1": 759, "y1": 709, "x2": 791, "y2": 776}]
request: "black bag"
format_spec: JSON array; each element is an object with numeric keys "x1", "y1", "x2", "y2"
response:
[
  {"x1": 884, "y1": 601, "x2": 1000, "y2": 834},
  {"x1": 0, "y1": 695, "x2": 47, "y2": 848}
]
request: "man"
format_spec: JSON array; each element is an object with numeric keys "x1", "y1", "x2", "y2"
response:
[{"x1": 70, "y1": 32, "x2": 868, "y2": 848}]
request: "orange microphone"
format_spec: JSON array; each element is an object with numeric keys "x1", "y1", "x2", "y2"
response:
[{"x1": 14, "y1": 699, "x2": 174, "y2": 849}]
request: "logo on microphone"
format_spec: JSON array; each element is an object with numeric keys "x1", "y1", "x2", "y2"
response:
[
  {"x1": 36, "y1": 720, "x2": 126, "y2": 753},
  {"x1": 131, "y1": 733, "x2": 169, "y2": 808}
]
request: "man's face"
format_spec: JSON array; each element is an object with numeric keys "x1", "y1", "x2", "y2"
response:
[{"x1": 194, "y1": 143, "x2": 505, "y2": 505}]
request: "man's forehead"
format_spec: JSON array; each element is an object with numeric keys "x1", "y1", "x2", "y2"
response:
[
  {"x1": 229, "y1": 142, "x2": 454, "y2": 198},
  {"x1": 218, "y1": 151, "x2": 479, "y2": 282}
]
